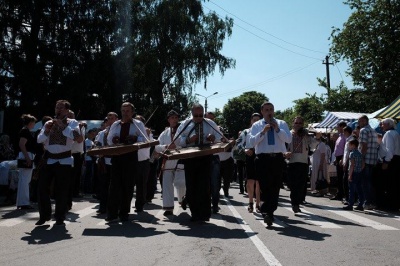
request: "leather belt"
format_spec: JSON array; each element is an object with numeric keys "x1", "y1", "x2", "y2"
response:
[
  {"x1": 47, "y1": 150, "x2": 72, "y2": 159},
  {"x1": 258, "y1": 153, "x2": 282, "y2": 158}
]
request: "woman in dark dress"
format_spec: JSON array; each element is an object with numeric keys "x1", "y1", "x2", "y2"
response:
[{"x1": 16, "y1": 114, "x2": 37, "y2": 210}]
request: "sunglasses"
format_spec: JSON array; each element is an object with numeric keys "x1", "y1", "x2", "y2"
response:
[{"x1": 193, "y1": 114, "x2": 204, "y2": 118}]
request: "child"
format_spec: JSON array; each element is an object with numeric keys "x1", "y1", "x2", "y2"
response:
[{"x1": 343, "y1": 139, "x2": 365, "y2": 210}]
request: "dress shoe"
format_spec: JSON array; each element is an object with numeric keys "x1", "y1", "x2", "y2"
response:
[
  {"x1": 300, "y1": 201, "x2": 309, "y2": 205},
  {"x1": 163, "y1": 210, "x2": 173, "y2": 216},
  {"x1": 55, "y1": 220, "x2": 65, "y2": 226},
  {"x1": 119, "y1": 215, "x2": 129, "y2": 222},
  {"x1": 292, "y1": 205, "x2": 301, "y2": 213},
  {"x1": 181, "y1": 196, "x2": 187, "y2": 210},
  {"x1": 264, "y1": 214, "x2": 274, "y2": 226},
  {"x1": 18, "y1": 205, "x2": 34, "y2": 210},
  {"x1": 96, "y1": 209, "x2": 106, "y2": 214},
  {"x1": 105, "y1": 216, "x2": 118, "y2": 222},
  {"x1": 354, "y1": 205, "x2": 364, "y2": 211},
  {"x1": 342, "y1": 205, "x2": 353, "y2": 210},
  {"x1": 212, "y1": 206, "x2": 219, "y2": 214},
  {"x1": 35, "y1": 217, "x2": 50, "y2": 226}
]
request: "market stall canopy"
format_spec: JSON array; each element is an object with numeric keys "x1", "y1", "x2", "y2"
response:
[
  {"x1": 314, "y1": 112, "x2": 367, "y2": 129},
  {"x1": 374, "y1": 95, "x2": 400, "y2": 119}
]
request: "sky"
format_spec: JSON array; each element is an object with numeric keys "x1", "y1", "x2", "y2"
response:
[{"x1": 194, "y1": 0, "x2": 354, "y2": 113}]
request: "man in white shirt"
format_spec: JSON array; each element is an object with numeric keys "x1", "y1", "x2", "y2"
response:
[{"x1": 249, "y1": 102, "x2": 292, "y2": 226}]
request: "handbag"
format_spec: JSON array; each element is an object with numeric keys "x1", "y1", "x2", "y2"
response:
[
  {"x1": 315, "y1": 170, "x2": 328, "y2": 191},
  {"x1": 17, "y1": 159, "x2": 33, "y2": 169}
]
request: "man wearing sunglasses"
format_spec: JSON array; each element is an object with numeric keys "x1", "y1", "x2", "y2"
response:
[{"x1": 176, "y1": 104, "x2": 224, "y2": 222}]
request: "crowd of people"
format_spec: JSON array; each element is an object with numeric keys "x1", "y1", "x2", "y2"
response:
[{"x1": 0, "y1": 99, "x2": 399, "y2": 227}]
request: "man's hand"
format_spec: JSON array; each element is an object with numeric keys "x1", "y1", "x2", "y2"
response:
[
  {"x1": 206, "y1": 134, "x2": 215, "y2": 142},
  {"x1": 262, "y1": 124, "x2": 271, "y2": 134},
  {"x1": 284, "y1": 152, "x2": 292, "y2": 159},
  {"x1": 112, "y1": 136, "x2": 120, "y2": 144}
]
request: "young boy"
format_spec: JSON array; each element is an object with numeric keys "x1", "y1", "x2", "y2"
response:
[{"x1": 343, "y1": 139, "x2": 365, "y2": 210}]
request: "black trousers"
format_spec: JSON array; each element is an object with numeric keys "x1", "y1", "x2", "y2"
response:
[
  {"x1": 220, "y1": 157, "x2": 234, "y2": 195},
  {"x1": 71, "y1": 153, "x2": 83, "y2": 195},
  {"x1": 287, "y1": 162, "x2": 308, "y2": 206},
  {"x1": 236, "y1": 160, "x2": 246, "y2": 192},
  {"x1": 335, "y1": 155, "x2": 344, "y2": 198},
  {"x1": 184, "y1": 155, "x2": 212, "y2": 219},
  {"x1": 108, "y1": 152, "x2": 137, "y2": 218},
  {"x1": 99, "y1": 164, "x2": 112, "y2": 212},
  {"x1": 255, "y1": 153, "x2": 284, "y2": 215},
  {"x1": 135, "y1": 159, "x2": 149, "y2": 210},
  {"x1": 38, "y1": 163, "x2": 71, "y2": 221}
]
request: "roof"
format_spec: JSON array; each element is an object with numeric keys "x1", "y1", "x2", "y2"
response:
[
  {"x1": 374, "y1": 95, "x2": 400, "y2": 119},
  {"x1": 314, "y1": 112, "x2": 367, "y2": 128}
]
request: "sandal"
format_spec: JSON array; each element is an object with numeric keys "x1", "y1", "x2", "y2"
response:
[{"x1": 247, "y1": 202, "x2": 254, "y2": 213}]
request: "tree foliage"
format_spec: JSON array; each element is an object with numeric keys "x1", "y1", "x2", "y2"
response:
[
  {"x1": 330, "y1": 0, "x2": 400, "y2": 109},
  {"x1": 0, "y1": 0, "x2": 235, "y2": 136},
  {"x1": 222, "y1": 91, "x2": 268, "y2": 138}
]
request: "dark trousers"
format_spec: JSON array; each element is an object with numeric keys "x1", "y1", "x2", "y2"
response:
[
  {"x1": 38, "y1": 163, "x2": 71, "y2": 221},
  {"x1": 387, "y1": 155, "x2": 400, "y2": 209},
  {"x1": 99, "y1": 164, "x2": 112, "y2": 212},
  {"x1": 71, "y1": 153, "x2": 83, "y2": 196},
  {"x1": 236, "y1": 160, "x2": 246, "y2": 192},
  {"x1": 210, "y1": 155, "x2": 221, "y2": 208},
  {"x1": 108, "y1": 152, "x2": 137, "y2": 218},
  {"x1": 255, "y1": 153, "x2": 284, "y2": 215},
  {"x1": 146, "y1": 160, "x2": 158, "y2": 201},
  {"x1": 335, "y1": 155, "x2": 344, "y2": 198},
  {"x1": 288, "y1": 163, "x2": 308, "y2": 206},
  {"x1": 348, "y1": 172, "x2": 364, "y2": 207},
  {"x1": 220, "y1": 157, "x2": 234, "y2": 195},
  {"x1": 135, "y1": 159, "x2": 149, "y2": 210},
  {"x1": 184, "y1": 155, "x2": 212, "y2": 219}
]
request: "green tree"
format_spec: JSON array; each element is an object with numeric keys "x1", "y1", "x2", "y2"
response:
[
  {"x1": 222, "y1": 91, "x2": 268, "y2": 138},
  {"x1": 330, "y1": 0, "x2": 400, "y2": 109},
  {"x1": 292, "y1": 93, "x2": 324, "y2": 125}
]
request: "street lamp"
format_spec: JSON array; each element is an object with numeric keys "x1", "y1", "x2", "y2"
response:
[{"x1": 195, "y1": 92, "x2": 218, "y2": 113}]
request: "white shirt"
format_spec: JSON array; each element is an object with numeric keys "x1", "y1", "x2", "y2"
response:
[
  {"x1": 95, "y1": 128, "x2": 112, "y2": 165},
  {"x1": 85, "y1": 138, "x2": 94, "y2": 161},
  {"x1": 177, "y1": 118, "x2": 223, "y2": 148},
  {"x1": 71, "y1": 126, "x2": 85, "y2": 154},
  {"x1": 155, "y1": 127, "x2": 182, "y2": 170},
  {"x1": 107, "y1": 119, "x2": 149, "y2": 146},
  {"x1": 379, "y1": 129, "x2": 400, "y2": 162},
  {"x1": 249, "y1": 118, "x2": 292, "y2": 154}
]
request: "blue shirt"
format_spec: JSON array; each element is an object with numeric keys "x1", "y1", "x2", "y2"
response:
[{"x1": 349, "y1": 149, "x2": 363, "y2": 173}]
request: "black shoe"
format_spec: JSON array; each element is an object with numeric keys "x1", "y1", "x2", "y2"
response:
[
  {"x1": 330, "y1": 195, "x2": 341, "y2": 201},
  {"x1": 181, "y1": 196, "x2": 187, "y2": 210},
  {"x1": 134, "y1": 208, "x2": 143, "y2": 213},
  {"x1": 163, "y1": 210, "x2": 173, "y2": 216},
  {"x1": 354, "y1": 205, "x2": 364, "y2": 211},
  {"x1": 247, "y1": 203, "x2": 254, "y2": 213},
  {"x1": 264, "y1": 214, "x2": 274, "y2": 226},
  {"x1": 190, "y1": 216, "x2": 200, "y2": 222},
  {"x1": 55, "y1": 220, "x2": 65, "y2": 226},
  {"x1": 342, "y1": 205, "x2": 353, "y2": 210},
  {"x1": 35, "y1": 217, "x2": 50, "y2": 226},
  {"x1": 292, "y1": 205, "x2": 301, "y2": 213},
  {"x1": 18, "y1": 205, "x2": 34, "y2": 210},
  {"x1": 105, "y1": 216, "x2": 118, "y2": 222},
  {"x1": 300, "y1": 201, "x2": 309, "y2": 205},
  {"x1": 96, "y1": 209, "x2": 106, "y2": 214},
  {"x1": 212, "y1": 206, "x2": 219, "y2": 214},
  {"x1": 119, "y1": 215, "x2": 129, "y2": 222}
]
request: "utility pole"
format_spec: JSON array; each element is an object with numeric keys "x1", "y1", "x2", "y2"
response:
[{"x1": 322, "y1": 55, "x2": 333, "y2": 96}]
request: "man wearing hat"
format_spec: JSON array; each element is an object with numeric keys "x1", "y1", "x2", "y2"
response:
[{"x1": 155, "y1": 110, "x2": 186, "y2": 216}]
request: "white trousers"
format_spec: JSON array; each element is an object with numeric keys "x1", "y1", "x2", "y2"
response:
[
  {"x1": 16, "y1": 152, "x2": 34, "y2": 207},
  {"x1": 162, "y1": 166, "x2": 186, "y2": 209}
]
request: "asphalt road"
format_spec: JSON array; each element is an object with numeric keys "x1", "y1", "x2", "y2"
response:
[{"x1": 1, "y1": 183, "x2": 400, "y2": 266}]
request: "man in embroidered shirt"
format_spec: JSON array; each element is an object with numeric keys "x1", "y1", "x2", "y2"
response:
[
  {"x1": 176, "y1": 104, "x2": 224, "y2": 222},
  {"x1": 105, "y1": 102, "x2": 148, "y2": 222},
  {"x1": 249, "y1": 102, "x2": 292, "y2": 226},
  {"x1": 36, "y1": 100, "x2": 81, "y2": 226}
]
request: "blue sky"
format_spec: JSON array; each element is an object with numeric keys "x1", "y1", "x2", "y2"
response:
[{"x1": 194, "y1": 1, "x2": 353, "y2": 113}]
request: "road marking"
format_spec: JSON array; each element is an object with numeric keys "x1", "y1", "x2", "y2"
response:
[
  {"x1": 326, "y1": 206, "x2": 399, "y2": 230},
  {"x1": 0, "y1": 212, "x2": 39, "y2": 227},
  {"x1": 279, "y1": 203, "x2": 342, "y2": 229},
  {"x1": 223, "y1": 196, "x2": 282, "y2": 266}
]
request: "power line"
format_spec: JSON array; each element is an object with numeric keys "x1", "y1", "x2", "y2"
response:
[
  {"x1": 208, "y1": 60, "x2": 320, "y2": 100},
  {"x1": 209, "y1": 0, "x2": 326, "y2": 55}
]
